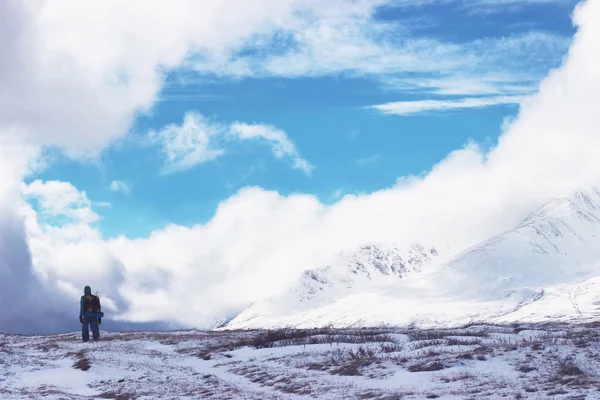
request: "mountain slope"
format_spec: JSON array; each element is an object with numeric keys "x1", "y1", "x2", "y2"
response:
[
  {"x1": 227, "y1": 243, "x2": 445, "y2": 328},
  {"x1": 294, "y1": 243, "x2": 441, "y2": 304},
  {"x1": 225, "y1": 186, "x2": 600, "y2": 329}
]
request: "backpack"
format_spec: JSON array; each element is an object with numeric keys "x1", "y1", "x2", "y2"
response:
[{"x1": 84, "y1": 295, "x2": 102, "y2": 313}]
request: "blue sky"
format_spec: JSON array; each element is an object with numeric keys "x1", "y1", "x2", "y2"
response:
[{"x1": 28, "y1": 0, "x2": 579, "y2": 239}]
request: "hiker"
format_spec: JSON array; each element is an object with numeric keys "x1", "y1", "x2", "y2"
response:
[{"x1": 79, "y1": 286, "x2": 103, "y2": 342}]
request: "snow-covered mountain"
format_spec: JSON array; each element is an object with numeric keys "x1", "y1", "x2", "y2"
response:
[
  {"x1": 226, "y1": 243, "x2": 445, "y2": 329},
  {"x1": 294, "y1": 243, "x2": 442, "y2": 304},
  {"x1": 224, "y1": 186, "x2": 600, "y2": 330}
]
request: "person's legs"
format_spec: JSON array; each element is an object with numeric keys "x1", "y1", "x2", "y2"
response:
[
  {"x1": 89, "y1": 317, "x2": 100, "y2": 340},
  {"x1": 81, "y1": 318, "x2": 89, "y2": 342}
]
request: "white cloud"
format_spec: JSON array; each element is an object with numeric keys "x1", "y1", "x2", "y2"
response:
[
  {"x1": 370, "y1": 96, "x2": 525, "y2": 115},
  {"x1": 1, "y1": 0, "x2": 382, "y2": 157},
  {"x1": 150, "y1": 112, "x2": 313, "y2": 175},
  {"x1": 229, "y1": 123, "x2": 314, "y2": 175},
  {"x1": 110, "y1": 180, "x2": 131, "y2": 195},
  {"x1": 192, "y1": 15, "x2": 569, "y2": 98},
  {"x1": 21, "y1": 194, "x2": 129, "y2": 326},
  {"x1": 149, "y1": 113, "x2": 226, "y2": 174},
  {"x1": 384, "y1": 74, "x2": 538, "y2": 96},
  {"x1": 355, "y1": 154, "x2": 381, "y2": 165},
  {"x1": 0, "y1": 140, "x2": 78, "y2": 334},
  {"x1": 21, "y1": 180, "x2": 99, "y2": 225},
  {"x1": 391, "y1": 0, "x2": 575, "y2": 11},
  {"x1": 462, "y1": 0, "x2": 577, "y2": 13}
]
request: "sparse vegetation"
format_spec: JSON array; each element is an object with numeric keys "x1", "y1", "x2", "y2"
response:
[
  {"x1": 72, "y1": 350, "x2": 91, "y2": 371},
  {"x1": 3, "y1": 323, "x2": 600, "y2": 399},
  {"x1": 517, "y1": 365, "x2": 536, "y2": 373},
  {"x1": 407, "y1": 361, "x2": 446, "y2": 372},
  {"x1": 555, "y1": 356, "x2": 584, "y2": 377},
  {"x1": 245, "y1": 327, "x2": 398, "y2": 349},
  {"x1": 439, "y1": 372, "x2": 473, "y2": 383}
]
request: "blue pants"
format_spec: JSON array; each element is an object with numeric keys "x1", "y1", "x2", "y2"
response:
[{"x1": 82, "y1": 316, "x2": 100, "y2": 342}]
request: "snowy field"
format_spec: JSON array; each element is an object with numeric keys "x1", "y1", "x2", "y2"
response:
[{"x1": 3, "y1": 323, "x2": 600, "y2": 399}]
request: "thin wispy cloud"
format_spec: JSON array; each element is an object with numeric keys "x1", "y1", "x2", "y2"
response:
[
  {"x1": 191, "y1": 14, "x2": 570, "y2": 100},
  {"x1": 459, "y1": 0, "x2": 578, "y2": 15},
  {"x1": 390, "y1": 0, "x2": 575, "y2": 11},
  {"x1": 109, "y1": 180, "x2": 131, "y2": 195},
  {"x1": 369, "y1": 96, "x2": 525, "y2": 115},
  {"x1": 150, "y1": 112, "x2": 313, "y2": 175},
  {"x1": 148, "y1": 113, "x2": 226, "y2": 174},
  {"x1": 355, "y1": 154, "x2": 381, "y2": 165},
  {"x1": 229, "y1": 123, "x2": 314, "y2": 176},
  {"x1": 384, "y1": 74, "x2": 537, "y2": 96}
]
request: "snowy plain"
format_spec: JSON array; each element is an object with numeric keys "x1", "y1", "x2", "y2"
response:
[{"x1": 3, "y1": 323, "x2": 600, "y2": 399}]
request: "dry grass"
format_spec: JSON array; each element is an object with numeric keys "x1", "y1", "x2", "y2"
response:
[
  {"x1": 35, "y1": 341, "x2": 60, "y2": 352},
  {"x1": 6, "y1": 322, "x2": 600, "y2": 399},
  {"x1": 72, "y1": 349, "x2": 91, "y2": 371},
  {"x1": 407, "y1": 328, "x2": 489, "y2": 342},
  {"x1": 407, "y1": 361, "x2": 446, "y2": 372},
  {"x1": 439, "y1": 372, "x2": 474, "y2": 383},
  {"x1": 516, "y1": 364, "x2": 536, "y2": 373},
  {"x1": 380, "y1": 342, "x2": 404, "y2": 353},
  {"x1": 407, "y1": 339, "x2": 445, "y2": 350},
  {"x1": 242, "y1": 328, "x2": 398, "y2": 350},
  {"x1": 555, "y1": 356, "x2": 585, "y2": 378},
  {"x1": 230, "y1": 364, "x2": 314, "y2": 396},
  {"x1": 97, "y1": 391, "x2": 137, "y2": 399}
]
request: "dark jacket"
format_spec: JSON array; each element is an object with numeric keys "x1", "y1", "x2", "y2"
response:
[{"x1": 79, "y1": 286, "x2": 92, "y2": 317}]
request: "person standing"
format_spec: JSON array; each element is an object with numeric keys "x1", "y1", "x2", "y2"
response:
[{"x1": 79, "y1": 286, "x2": 102, "y2": 342}]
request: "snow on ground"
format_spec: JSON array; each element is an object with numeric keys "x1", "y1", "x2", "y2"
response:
[{"x1": 2, "y1": 323, "x2": 600, "y2": 399}]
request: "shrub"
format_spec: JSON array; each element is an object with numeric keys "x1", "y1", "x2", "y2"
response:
[
  {"x1": 72, "y1": 350, "x2": 91, "y2": 371},
  {"x1": 407, "y1": 361, "x2": 445, "y2": 372}
]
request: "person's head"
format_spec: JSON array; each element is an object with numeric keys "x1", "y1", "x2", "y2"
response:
[{"x1": 84, "y1": 286, "x2": 91, "y2": 295}]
